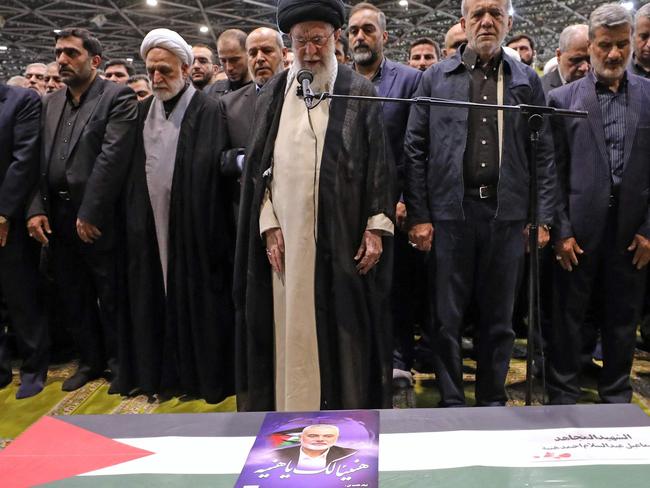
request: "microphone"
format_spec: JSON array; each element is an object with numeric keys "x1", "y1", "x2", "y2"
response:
[{"x1": 297, "y1": 68, "x2": 314, "y2": 108}]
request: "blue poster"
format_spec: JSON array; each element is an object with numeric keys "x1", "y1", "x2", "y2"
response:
[{"x1": 235, "y1": 410, "x2": 379, "y2": 487}]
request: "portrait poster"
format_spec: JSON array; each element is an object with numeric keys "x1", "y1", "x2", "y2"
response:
[{"x1": 235, "y1": 410, "x2": 379, "y2": 488}]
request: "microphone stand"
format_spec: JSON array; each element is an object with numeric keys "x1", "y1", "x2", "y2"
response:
[{"x1": 304, "y1": 89, "x2": 587, "y2": 406}]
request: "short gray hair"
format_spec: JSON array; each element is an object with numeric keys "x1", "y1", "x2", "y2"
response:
[
  {"x1": 461, "y1": 0, "x2": 512, "y2": 17},
  {"x1": 25, "y1": 62, "x2": 47, "y2": 72},
  {"x1": 588, "y1": 3, "x2": 634, "y2": 40},
  {"x1": 558, "y1": 24, "x2": 588, "y2": 52},
  {"x1": 636, "y1": 3, "x2": 650, "y2": 23},
  {"x1": 349, "y1": 2, "x2": 387, "y2": 32}
]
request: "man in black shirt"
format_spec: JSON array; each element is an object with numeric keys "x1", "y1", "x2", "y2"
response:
[
  {"x1": 404, "y1": 0, "x2": 555, "y2": 407},
  {"x1": 27, "y1": 28, "x2": 137, "y2": 392}
]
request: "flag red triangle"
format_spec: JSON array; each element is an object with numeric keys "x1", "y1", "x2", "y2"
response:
[{"x1": 0, "y1": 416, "x2": 153, "y2": 487}]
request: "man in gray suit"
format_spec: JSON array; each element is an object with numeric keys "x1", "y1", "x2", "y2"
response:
[
  {"x1": 26, "y1": 28, "x2": 137, "y2": 392},
  {"x1": 220, "y1": 27, "x2": 286, "y2": 224},
  {"x1": 548, "y1": 3, "x2": 650, "y2": 404},
  {"x1": 542, "y1": 24, "x2": 590, "y2": 96}
]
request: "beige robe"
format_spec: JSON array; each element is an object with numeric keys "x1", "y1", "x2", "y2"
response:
[{"x1": 259, "y1": 78, "x2": 394, "y2": 411}]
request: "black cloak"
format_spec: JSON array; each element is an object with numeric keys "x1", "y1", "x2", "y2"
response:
[
  {"x1": 115, "y1": 90, "x2": 236, "y2": 404},
  {"x1": 234, "y1": 65, "x2": 395, "y2": 411}
]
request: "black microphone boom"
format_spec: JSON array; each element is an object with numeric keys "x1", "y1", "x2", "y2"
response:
[{"x1": 297, "y1": 68, "x2": 314, "y2": 109}]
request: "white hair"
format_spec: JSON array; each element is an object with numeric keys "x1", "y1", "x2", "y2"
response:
[
  {"x1": 558, "y1": 24, "x2": 588, "y2": 52},
  {"x1": 461, "y1": 0, "x2": 512, "y2": 17}
]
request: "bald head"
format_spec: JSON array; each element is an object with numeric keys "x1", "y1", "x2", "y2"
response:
[
  {"x1": 443, "y1": 23, "x2": 467, "y2": 59},
  {"x1": 246, "y1": 28, "x2": 286, "y2": 86}
]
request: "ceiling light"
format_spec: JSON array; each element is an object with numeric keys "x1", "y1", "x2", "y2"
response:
[
  {"x1": 126, "y1": 57, "x2": 133, "y2": 62},
  {"x1": 199, "y1": 25, "x2": 209, "y2": 33},
  {"x1": 399, "y1": 0, "x2": 408, "y2": 6},
  {"x1": 0, "y1": 46, "x2": 7, "y2": 51},
  {"x1": 146, "y1": 0, "x2": 158, "y2": 6},
  {"x1": 621, "y1": 1, "x2": 634, "y2": 10},
  {"x1": 53, "y1": 29, "x2": 61, "y2": 34}
]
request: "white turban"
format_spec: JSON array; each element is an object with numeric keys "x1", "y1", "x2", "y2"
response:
[{"x1": 140, "y1": 28, "x2": 193, "y2": 65}]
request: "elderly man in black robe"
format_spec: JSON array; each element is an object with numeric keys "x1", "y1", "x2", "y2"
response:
[
  {"x1": 115, "y1": 29, "x2": 235, "y2": 403},
  {"x1": 235, "y1": 0, "x2": 395, "y2": 412}
]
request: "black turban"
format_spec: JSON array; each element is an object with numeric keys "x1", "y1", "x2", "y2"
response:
[{"x1": 277, "y1": 0, "x2": 345, "y2": 34}]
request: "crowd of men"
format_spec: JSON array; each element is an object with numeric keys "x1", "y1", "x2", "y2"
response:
[{"x1": 1, "y1": 0, "x2": 650, "y2": 411}]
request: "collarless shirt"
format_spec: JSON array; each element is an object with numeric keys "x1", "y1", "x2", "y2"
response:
[
  {"x1": 630, "y1": 57, "x2": 650, "y2": 79},
  {"x1": 461, "y1": 46, "x2": 501, "y2": 189},
  {"x1": 48, "y1": 76, "x2": 99, "y2": 190},
  {"x1": 590, "y1": 70, "x2": 628, "y2": 189}
]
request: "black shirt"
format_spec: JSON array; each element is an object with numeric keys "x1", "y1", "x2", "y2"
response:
[
  {"x1": 48, "y1": 76, "x2": 99, "y2": 191},
  {"x1": 462, "y1": 46, "x2": 501, "y2": 190},
  {"x1": 630, "y1": 58, "x2": 650, "y2": 79}
]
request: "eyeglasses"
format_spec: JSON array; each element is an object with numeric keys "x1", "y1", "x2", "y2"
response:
[{"x1": 291, "y1": 30, "x2": 335, "y2": 49}]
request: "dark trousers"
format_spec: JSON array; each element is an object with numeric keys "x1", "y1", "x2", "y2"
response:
[
  {"x1": 432, "y1": 197, "x2": 525, "y2": 406},
  {"x1": 392, "y1": 229, "x2": 431, "y2": 371},
  {"x1": 0, "y1": 220, "x2": 48, "y2": 384},
  {"x1": 49, "y1": 198, "x2": 119, "y2": 375},
  {"x1": 548, "y1": 209, "x2": 645, "y2": 404}
]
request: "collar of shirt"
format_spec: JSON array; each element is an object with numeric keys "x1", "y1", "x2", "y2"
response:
[
  {"x1": 632, "y1": 57, "x2": 650, "y2": 76},
  {"x1": 65, "y1": 74, "x2": 99, "y2": 108},
  {"x1": 297, "y1": 447, "x2": 330, "y2": 470},
  {"x1": 588, "y1": 69, "x2": 628, "y2": 94},
  {"x1": 462, "y1": 45, "x2": 503, "y2": 73},
  {"x1": 370, "y1": 56, "x2": 387, "y2": 84}
]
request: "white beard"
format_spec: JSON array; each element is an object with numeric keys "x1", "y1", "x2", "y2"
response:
[{"x1": 152, "y1": 75, "x2": 186, "y2": 102}]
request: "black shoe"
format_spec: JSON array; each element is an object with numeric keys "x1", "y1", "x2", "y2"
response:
[
  {"x1": 62, "y1": 368, "x2": 102, "y2": 392},
  {"x1": 16, "y1": 372, "x2": 45, "y2": 399}
]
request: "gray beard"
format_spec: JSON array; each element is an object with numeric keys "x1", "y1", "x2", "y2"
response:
[
  {"x1": 352, "y1": 47, "x2": 377, "y2": 66},
  {"x1": 153, "y1": 76, "x2": 186, "y2": 102}
]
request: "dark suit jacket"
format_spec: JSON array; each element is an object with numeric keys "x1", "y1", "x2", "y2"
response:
[
  {"x1": 0, "y1": 85, "x2": 41, "y2": 220},
  {"x1": 220, "y1": 82, "x2": 256, "y2": 150},
  {"x1": 272, "y1": 445, "x2": 357, "y2": 469},
  {"x1": 541, "y1": 68, "x2": 563, "y2": 97},
  {"x1": 27, "y1": 76, "x2": 138, "y2": 230},
  {"x1": 376, "y1": 59, "x2": 422, "y2": 195},
  {"x1": 548, "y1": 73, "x2": 650, "y2": 251},
  {"x1": 404, "y1": 47, "x2": 556, "y2": 225}
]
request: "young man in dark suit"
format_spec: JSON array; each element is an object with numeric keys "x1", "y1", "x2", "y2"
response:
[{"x1": 27, "y1": 28, "x2": 138, "y2": 392}]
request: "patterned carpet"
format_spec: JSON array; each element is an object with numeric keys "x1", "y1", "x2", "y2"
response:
[{"x1": 2, "y1": 346, "x2": 650, "y2": 450}]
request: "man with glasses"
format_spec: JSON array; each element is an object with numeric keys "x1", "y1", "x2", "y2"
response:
[
  {"x1": 45, "y1": 62, "x2": 64, "y2": 94},
  {"x1": 24, "y1": 63, "x2": 47, "y2": 96},
  {"x1": 235, "y1": 0, "x2": 394, "y2": 412},
  {"x1": 542, "y1": 24, "x2": 590, "y2": 96}
]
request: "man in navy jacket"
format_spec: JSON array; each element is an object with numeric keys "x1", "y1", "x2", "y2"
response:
[
  {"x1": 547, "y1": 3, "x2": 650, "y2": 404},
  {"x1": 348, "y1": 2, "x2": 424, "y2": 384},
  {"x1": 404, "y1": 0, "x2": 556, "y2": 406},
  {"x1": 0, "y1": 84, "x2": 48, "y2": 399}
]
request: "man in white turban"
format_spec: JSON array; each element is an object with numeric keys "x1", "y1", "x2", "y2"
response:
[{"x1": 114, "y1": 28, "x2": 236, "y2": 404}]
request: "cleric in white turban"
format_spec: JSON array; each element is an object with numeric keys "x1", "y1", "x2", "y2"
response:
[
  {"x1": 140, "y1": 28, "x2": 194, "y2": 66},
  {"x1": 114, "y1": 27, "x2": 236, "y2": 404}
]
